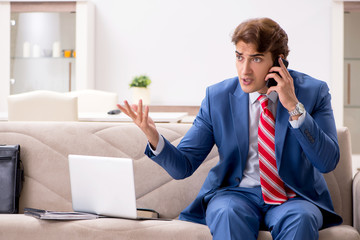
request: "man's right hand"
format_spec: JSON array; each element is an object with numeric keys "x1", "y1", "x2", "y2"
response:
[{"x1": 117, "y1": 100, "x2": 159, "y2": 149}]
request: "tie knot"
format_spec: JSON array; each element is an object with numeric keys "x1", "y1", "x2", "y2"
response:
[{"x1": 257, "y1": 95, "x2": 268, "y2": 110}]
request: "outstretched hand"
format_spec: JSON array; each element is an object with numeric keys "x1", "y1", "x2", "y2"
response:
[{"x1": 117, "y1": 100, "x2": 159, "y2": 149}]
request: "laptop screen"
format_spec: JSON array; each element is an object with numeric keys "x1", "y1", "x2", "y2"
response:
[{"x1": 68, "y1": 154, "x2": 137, "y2": 219}]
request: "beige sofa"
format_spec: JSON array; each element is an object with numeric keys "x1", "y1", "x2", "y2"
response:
[{"x1": 0, "y1": 121, "x2": 359, "y2": 240}]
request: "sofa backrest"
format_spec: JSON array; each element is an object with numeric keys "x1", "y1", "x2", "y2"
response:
[
  {"x1": 0, "y1": 122, "x2": 217, "y2": 219},
  {"x1": 324, "y1": 127, "x2": 353, "y2": 226},
  {"x1": 0, "y1": 122, "x2": 352, "y2": 223}
]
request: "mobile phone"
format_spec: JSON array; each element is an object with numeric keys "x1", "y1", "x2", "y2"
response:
[{"x1": 266, "y1": 58, "x2": 289, "y2": 88}]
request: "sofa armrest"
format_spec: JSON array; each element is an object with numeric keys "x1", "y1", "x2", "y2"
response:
[{"x1": 353, "y1": 171, "x2": 360, "y2": 232}]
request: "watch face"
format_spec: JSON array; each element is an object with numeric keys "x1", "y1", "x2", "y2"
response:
[
  {"x1": 296, "y1": 102, "x2": 305, "y2": 114},
  {"x1": 289, "y1": 102, "x2": 305, "y2": 116}
]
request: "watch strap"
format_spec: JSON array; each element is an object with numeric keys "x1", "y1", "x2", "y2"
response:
[{"x1": 288, "y1": 102, "x2": 304, "y2": 116}]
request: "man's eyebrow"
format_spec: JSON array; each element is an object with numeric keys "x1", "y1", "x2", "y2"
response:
[
  {"x1": 250, "y1": 53, "x2": 264, "y2": 57},
  {"x1": 235, "y1": 51, "x2": 264, "y2": 57}
]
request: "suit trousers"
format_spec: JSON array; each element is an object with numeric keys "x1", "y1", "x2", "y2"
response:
[{"x1": 205, "y1": 186, "x2": 323, "y2": 240}]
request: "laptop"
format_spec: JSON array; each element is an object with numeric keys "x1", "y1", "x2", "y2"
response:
[{"x1": 68, "y1": 154, "x2": 140, "y2": 219}]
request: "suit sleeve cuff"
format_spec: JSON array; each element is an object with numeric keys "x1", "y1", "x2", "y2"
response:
[
  {"x1": 289, "y1": 111, "x2": 306, "y2": 129},
  {"x1": 148, "y1": 133, "x2": 165, "y2": 156}
]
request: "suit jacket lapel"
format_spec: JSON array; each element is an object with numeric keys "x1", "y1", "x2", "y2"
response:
[
  {"x1": 229, "y1": 83, "x2": 249, "y2": 172},
  {"x1": 275, "y1": 102, "x2": 288, "y2": 168}
]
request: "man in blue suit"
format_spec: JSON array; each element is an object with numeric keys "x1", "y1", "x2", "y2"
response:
[{"x1": 118, "y1": 18, "x2": 342, "y2": 240}]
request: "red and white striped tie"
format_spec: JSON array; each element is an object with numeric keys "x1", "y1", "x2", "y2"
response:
[{"x1": 257, "y1": 95, "x2": 296, "y2": 204}]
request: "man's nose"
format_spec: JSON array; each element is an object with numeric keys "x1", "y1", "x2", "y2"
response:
[{"x1": 242, "y1": 60, "x2": 252, "y2": 75}]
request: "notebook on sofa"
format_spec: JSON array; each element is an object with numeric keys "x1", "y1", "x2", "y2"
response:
[{"x1": 25, "y1": 155, "x2": 159, "y2": 220}]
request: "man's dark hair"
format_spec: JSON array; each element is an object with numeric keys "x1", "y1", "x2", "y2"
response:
[{"x1": 231, "y1": 18, "x2": 290, "y2": 61}]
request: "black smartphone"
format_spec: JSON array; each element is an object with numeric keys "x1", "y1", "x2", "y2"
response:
[{"x1": 266, "y1": 58, "x2": 289, "y2": 88}]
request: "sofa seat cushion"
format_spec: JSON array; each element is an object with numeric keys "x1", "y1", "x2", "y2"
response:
[
  {"x1": 0, "y1": 214, "x2": 212, "y2": 240},
  {"x1": 257, "y1": 226, "x2": 360, "y2": 240},
  {"x1": 0, "y1": 216, "x2": 358, "y2": 240},
  {"x1": 318, "y1": 225, "x2": 360, "y2": 239}
]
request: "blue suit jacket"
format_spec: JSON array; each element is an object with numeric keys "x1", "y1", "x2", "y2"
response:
[{"x1": 145, "y1": 70, "x2": 342, "y2": 228}]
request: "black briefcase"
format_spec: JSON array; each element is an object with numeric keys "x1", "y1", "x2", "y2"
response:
[{"x1": 0, "y1": 145, "x2": 24, "y2": 213}]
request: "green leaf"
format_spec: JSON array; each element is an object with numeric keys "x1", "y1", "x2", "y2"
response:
[{"x1": 129, "y1": 75, "x2": 152, "y2": 88}]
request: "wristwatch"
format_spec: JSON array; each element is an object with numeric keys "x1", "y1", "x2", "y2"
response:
[{"x1": 288, "y1": 102, "x2": 305, "y2": 117}]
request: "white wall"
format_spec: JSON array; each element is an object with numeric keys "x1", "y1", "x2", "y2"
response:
[{"x1": 91, "y1": 0, "x2": 335, "y2": 107}]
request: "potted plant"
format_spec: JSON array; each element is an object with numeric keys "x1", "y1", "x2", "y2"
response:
[{"x1": 129, "y1": 75, "x2": 152, "y2": 105}]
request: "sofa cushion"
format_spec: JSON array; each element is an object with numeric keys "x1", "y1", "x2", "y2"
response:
[
  {"x1": 0, "y1": 214, "x2": 211, "y2": 240},
  {"x1": 0, "y1": 215, "x2": 357, "y2": 240}
]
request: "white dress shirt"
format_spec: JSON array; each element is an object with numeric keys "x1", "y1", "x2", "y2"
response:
[{"x1": 150, "y1": 91, "x2": 306, "y2": 188}]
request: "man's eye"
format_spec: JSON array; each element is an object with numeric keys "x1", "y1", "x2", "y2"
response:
[
  {"x1": 253, "y1": 57, "x2": 262, "y2": 63},
  {"x1": 236, "y1": 55, "x2": 243, "y2": 61}
]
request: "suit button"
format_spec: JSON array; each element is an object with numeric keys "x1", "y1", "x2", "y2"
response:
[{"x1": 235, "y1": 177, "x2": 240, "y2": 183}]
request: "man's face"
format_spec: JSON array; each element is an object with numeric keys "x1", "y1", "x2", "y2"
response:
[{"x1": 235, "y1": 41, "x2": 273, "y2": 94}]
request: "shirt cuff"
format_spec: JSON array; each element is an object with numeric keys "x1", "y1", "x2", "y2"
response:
[
  {"x1": 289, "y1": 111, "x2": 306, "y2": 129},
  {"x1": 148, "y1": 133, "x2": 165, "y2": 156}
]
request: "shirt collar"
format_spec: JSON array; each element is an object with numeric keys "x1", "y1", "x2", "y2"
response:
[{"x1": 249, "y1": 91, "x2": 278, "y2": 105}]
